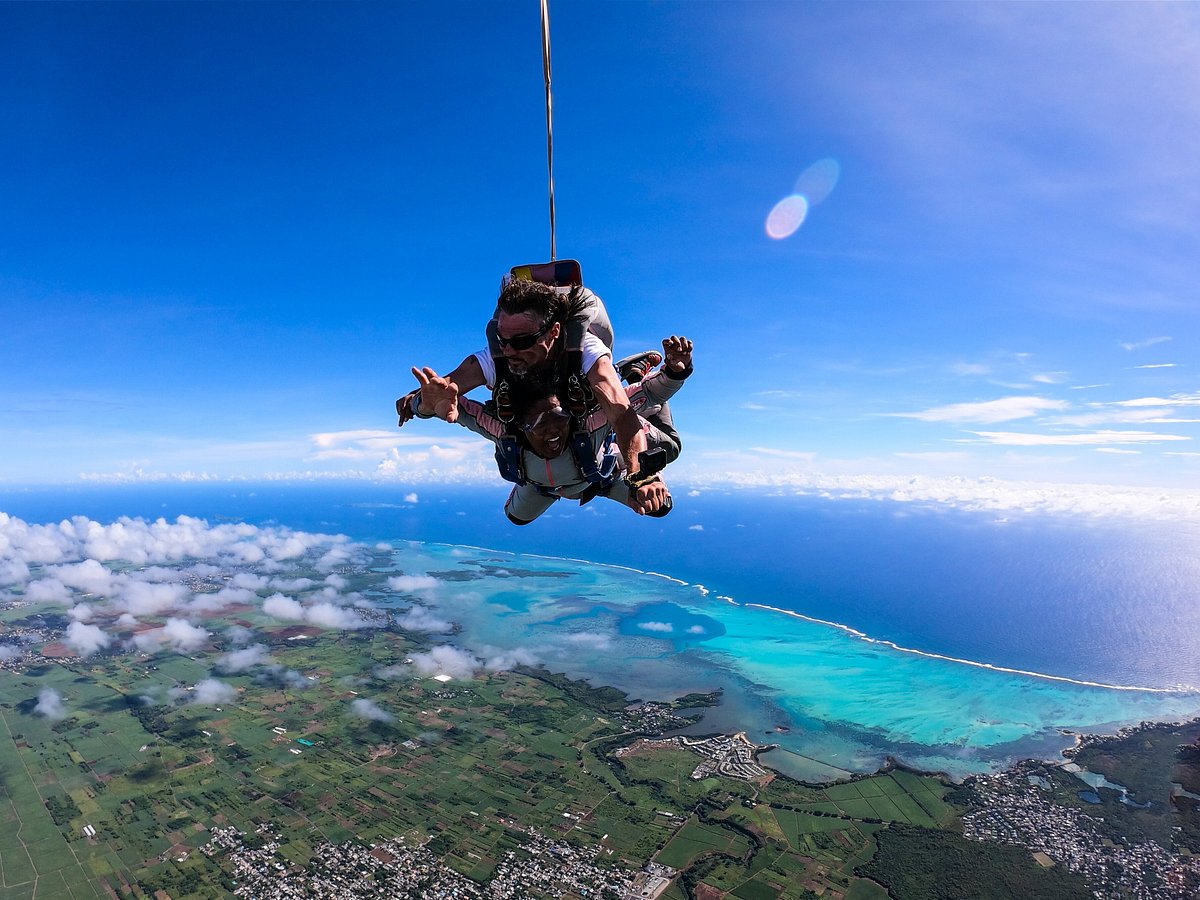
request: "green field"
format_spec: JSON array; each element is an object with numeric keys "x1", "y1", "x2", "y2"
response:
[{"x1": 0, "y1": 545, "x2": 1061, "y2": 900}]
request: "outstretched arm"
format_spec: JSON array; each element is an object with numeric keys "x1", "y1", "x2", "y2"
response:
[{"x1": 634, "y1": 335, "x2": 694, "y2": 408}]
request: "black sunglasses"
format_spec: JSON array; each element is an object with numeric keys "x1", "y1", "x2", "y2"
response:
[{"x1": 496, "y1": 322, "x2": 551, "y2": 351}]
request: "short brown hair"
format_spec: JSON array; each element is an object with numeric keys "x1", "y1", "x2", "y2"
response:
[{"x1": 497, "y1": 277, "x2": 566, "y2": 328}]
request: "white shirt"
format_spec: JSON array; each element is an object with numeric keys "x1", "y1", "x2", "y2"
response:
[{"x1": 474, "y1": 333, "x2": 611, "y2": 389}]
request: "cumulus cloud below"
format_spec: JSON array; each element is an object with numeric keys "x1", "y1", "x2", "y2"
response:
[
  {"x1": 218, "y1": 643, "x2": 272, "y2": 672},
  {"x1": 191, "y1": 678, "x2": 237, "y2": 706},
  {"x1": 65, "y1": 621, "x2": 112, "y2": 657},
  {"x1": 349, "y1": 697, "x2": 394, "y2": 723},
  {"x1": 409, "y1": 645, "x2": 480, "y2": 681},
  {"x1": 0, "y1": 512, "x2": 379, "y2": 665},
  {"x1": 35, "y1": 688, "x2": 67, "y2": 720}
]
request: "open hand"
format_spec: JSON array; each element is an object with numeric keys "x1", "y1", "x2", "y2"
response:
[{"x1": 411, "y1": 366, "x2": 460, "y2": 423}]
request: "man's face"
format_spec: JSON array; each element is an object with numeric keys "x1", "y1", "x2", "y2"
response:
[
  {"x1": 497, "y1": 311, "x2": 559, "y2": 376},
  {"x1": 520, "y1": 396, "x2": 571, "y2": 458}
]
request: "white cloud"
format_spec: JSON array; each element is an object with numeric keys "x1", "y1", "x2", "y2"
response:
[
  {"x1": 0, "y1": 558, "x2": 30, "y2": 586},
  {"x1": 270, "y1": 577, "x2": 315, "y2": 592},
  {"x1": 1120, "y1": 336, "x2": 1172, "y2": 351},
  {"x1": 482, "y1": 647, "x2": 538, "y2": 672},
  {"x1": 1046, "y1": 408, "x2": 1200, "y2": 427},
  {"x1": 1095, "y1": 448, "x2": 1141, "y2": 455},
  {"x1": 315, "y1": 544, "x2": 358, "y2": 572},
  {"x1": 373, "y1": 443, "x2": 493, "y2": 482},
  {"x1": 1115, "y1": 393, "x2": 1200, "y2": 408},
  {"x1": 305, "y1": 602, "x2": 370, "y2": 630},
  {"x1": 52, "y1": 559, "x2": 117, "y2": 595},
  {"x1": 1134, "y1": 363, "x2": 1177, "y2": 369},
  {"x1": 191, "y1": 678, "x2": 236, "y2": 706},
  {"x1": 562, "y1": 632, "x2": 612, "y2": 650},
  {"x1": 162, "y1": 618, "x2": 210, "y2": 652},
  {"x1": 35, "y1": 688, "x2": 67, "y2": 720},
  {"x1": 969, "y1": 430, "x2": 1190, "y2": 446},
  {"x1": 404, "y1": 492, "x2": 419, "y2": 503},
  {"x1": 231, "y1": 573, "x2": 269, "y2": 590},
  {"x1": 387, "y1": 574, "x2": 440, "y2": 593},
  {"x1": 189, "y1": 586, "x2": 257, "y2": 614},
  {"x1": 408, "y1": 645, "x2": 479, "y2": 680},
  {"x1": 64, "y1": 621, "x2": 111, "y2": 657},
  {"x1": 218, "y1": 643, "x2": 272, "y2": 672},
  {"x1": 396, "y1": 607, "x2": 453, "y2": 633},
  {"x1": 25, "y1": 578, "x2": 72, "y2": 604},
  {"x1": 349, "y1": 698, "x2": 394, "y2": 723},
  {"x1": 225, "y1": 624, "x2": 256, "y2": 645},
  {"x1": 688, "y1": 525, "x2": 704, "y2": 532},
  {"x1": 262, "y1": 593, "x2": 305, "y2": 620},
  {"x1": 638, "y1": 621, "x2": 675, "y2": 633},
  {"x1": 120, "y1": 580, "x2": 189, "y2": 616},
  {"x1": 895, "y1": 396, "x2": 1068, "y2": 424},
  {"x1": 679, "y1": 471, "x2": 1200, "y2": 521}
]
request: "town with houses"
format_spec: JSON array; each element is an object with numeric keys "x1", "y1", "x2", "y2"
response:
[
  {"x1": 962, "y1": 760, "x2": 1200, "y2": 899},
  {"x1": 202, "y1": 820, "x2": 676, "y2": 899},
  {"x1": 615, "y1": 732, "x2": 774, "y2": 782}
]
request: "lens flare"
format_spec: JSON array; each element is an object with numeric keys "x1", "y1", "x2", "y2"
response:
[
  {"x1": 765, "y1": 194, "x2": 808, "y2": 240},
  {"x1": 793, "y1": 157, "x2": 840, "y2": 207}
]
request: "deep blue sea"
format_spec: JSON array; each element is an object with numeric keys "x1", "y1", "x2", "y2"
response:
[{"x1": 4, "y1": 482, "x2": 1199, "y2": 777}]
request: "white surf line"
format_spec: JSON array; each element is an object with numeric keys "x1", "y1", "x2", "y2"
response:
[
  {"x1": 742, "y1": 601, "x2": 1197, "y2": 695},
  {"x1": 406, "y1": 541, "x2": 1199, "y2": 696}
]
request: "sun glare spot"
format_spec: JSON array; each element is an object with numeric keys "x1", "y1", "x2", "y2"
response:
[
  {"x1": 765, "y1": 158, "x2": 839, "y2": 240},
  {"x1": 793, "y1": 158, "x2": 840, "y2": 207},
  {"x1": 765, "y1": 194, "x2": 808, "y2": 240}
]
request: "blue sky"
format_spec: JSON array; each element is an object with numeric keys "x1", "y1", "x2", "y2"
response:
[{"x1": 3, "y1": 1, "x2": 1200, "y2": 500}]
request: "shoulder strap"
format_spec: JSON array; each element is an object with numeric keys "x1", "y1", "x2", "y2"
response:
[
  {"x1": 569, "y1": 428, "x2": 618, "y2": 487},
  {"x1": 494, "y1": 434, "x2": 526, "y2": 485}
]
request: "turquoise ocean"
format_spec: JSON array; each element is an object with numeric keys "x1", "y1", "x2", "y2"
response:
[{"x1": 3, "y1": 482, "x2": 1199, "y2": 780}]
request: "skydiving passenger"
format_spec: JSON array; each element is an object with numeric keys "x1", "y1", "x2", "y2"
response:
[
  {"x1": 397, "y1": 276, "x2": 680, "y2": 482},
  {"x1": 409, "y1": 337, "x2": 693, "y2": 524}
]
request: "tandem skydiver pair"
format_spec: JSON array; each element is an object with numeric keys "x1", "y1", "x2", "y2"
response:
[{"x1": 396, "y1": 262, "x2": 692, "y2": 525}]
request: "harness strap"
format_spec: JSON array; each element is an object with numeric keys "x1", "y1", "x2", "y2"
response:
[
  {"x1": 494, "y1": 434, "x2": 525, "y2": 485},
  {"x1": 570, "y1": 428, "x2": 618, "y2": 486}
]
